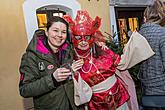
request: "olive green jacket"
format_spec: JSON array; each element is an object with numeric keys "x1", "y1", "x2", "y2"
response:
[{"x1": 19, "y1": 30, "x2": 83, "y2": 110}]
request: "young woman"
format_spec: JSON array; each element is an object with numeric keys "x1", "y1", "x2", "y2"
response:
[
  {"x1": 19, "y1": 16, "x2": 84, "y2": 110},
  {"x1": 139, "y1": 0, "x2": 165, "y2": 109}
]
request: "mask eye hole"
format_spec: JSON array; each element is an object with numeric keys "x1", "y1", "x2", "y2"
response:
[
  {"x1": 85, "y1": 35, "x2": 91, "y2": 40},
  {"x1": 74, "y1": 35, "x2": 82, "y2": 40}
]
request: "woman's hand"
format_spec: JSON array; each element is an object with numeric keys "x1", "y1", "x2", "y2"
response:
[
  {"x1": 71, "y1": 59, "x2": 84, "y2": 72},
  {"x1": 53, "y1": 68, "x2": 71, "y2": 82},
  {"x1": 96, "y1": 41, "x2": 109, "y2": 50}
]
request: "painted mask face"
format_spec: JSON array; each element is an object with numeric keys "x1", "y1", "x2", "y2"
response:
[
  {"x1": 63, "y1": 10, "x2": 101, "y2": 50},
  {"x1": 72, "y1": 34, "x2": 94, "y2": 50}
]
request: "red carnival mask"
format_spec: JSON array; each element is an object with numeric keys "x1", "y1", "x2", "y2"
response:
[{"x1": 63, "y1": 10, "x2": 101, "y2": 48}]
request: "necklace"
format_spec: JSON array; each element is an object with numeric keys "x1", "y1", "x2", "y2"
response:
[
  {"x1": 81, "y1": 51, "x2": 93, "y2": 73},
  {"x1": 74, "y1": 48, "x2": 100, "y2": 74},
  {"x1": 74, "y1": 48, "x2": 91, "y2": 58}
]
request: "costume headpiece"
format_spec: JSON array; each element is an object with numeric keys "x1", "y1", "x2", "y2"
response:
[
  {"x1": 63, "y1": 10, "x2": 101, "y2": 35},
  {"x1": 63, "y1": 10, "x2": 104, "y2": 48}
]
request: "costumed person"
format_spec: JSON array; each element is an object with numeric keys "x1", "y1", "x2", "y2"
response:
[
  {"x1": 64, "y1": 10, "x2": 155, "y2": 110},
  {"x1": 69, "y1": 10, "x2": 129, "y2": 110},
  {"x1": 19, "y1": 16, "x2": 84, "y2": 110}
]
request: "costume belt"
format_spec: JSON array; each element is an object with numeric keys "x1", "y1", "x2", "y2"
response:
[{"x1": 92, "y1": 74, "x2": 117, "y2": 93}]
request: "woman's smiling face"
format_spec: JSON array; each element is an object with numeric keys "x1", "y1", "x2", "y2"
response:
[{"x1": 46, "y1": 22, "x2": 67, "y2": 48}]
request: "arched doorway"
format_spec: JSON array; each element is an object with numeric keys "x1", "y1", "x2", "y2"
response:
[
  {"x1": 23, "y1": 0, "x2": 81, "y2": 42},
  {"x1": 36, "y1": 5, "x2": 72, "y2": 30}
]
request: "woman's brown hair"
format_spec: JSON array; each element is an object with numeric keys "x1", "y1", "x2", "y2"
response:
[{"x1": 144, "y1": 0, "x2": 165, "y2": 26}]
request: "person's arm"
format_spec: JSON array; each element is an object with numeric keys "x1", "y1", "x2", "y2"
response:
[
  {"x1": 19, "y1": 53, "x2": 55, "y2": 98},
  {"x1": 160, "y1": 38, "x2": 165, "y2": 69}
]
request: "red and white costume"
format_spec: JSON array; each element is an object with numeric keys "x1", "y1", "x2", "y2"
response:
[
  {"x1": 74, "y1": 48, "x2": 130, "y2": 110},
  {"x1": 64, "y1": 10, "x2": 154, "y2": 110},
  {"x1": 64, "y1": 10, "x2": 130, "y2": 110}
]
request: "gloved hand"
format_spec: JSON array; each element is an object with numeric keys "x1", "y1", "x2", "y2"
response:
[{"x1": 71, "y1": 59, "x2": 84, "y2": 72}]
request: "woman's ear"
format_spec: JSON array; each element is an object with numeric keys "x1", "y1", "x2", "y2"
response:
[
  {"x1": 45, "y1": 30, "x2": 48, "y2": 37},
  {"x1": 143, "y1": 16, "x2": 147, "y2": 23}
]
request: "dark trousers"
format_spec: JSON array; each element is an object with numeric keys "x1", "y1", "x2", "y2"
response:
[{"x1": 143, "y1": 107, "x2": 165, "y2": 110}]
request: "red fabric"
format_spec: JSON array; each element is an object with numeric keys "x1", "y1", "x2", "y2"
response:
[
  {"x1": 71, "y1": 11, "x2": 101, "y2": 36},
  {"x1": 20, "y1": 73, "x2": 24, "y2": 81},
  {"x1": 89, "y1": 80, "x2": 129, "y2": 110},
  {"x1": 74, "y1": 49, "x2": 129, "y2": 110}
]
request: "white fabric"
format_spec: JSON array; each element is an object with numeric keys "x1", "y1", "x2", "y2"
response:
[
  {"x1": 92, "y1": 74, "x2": 117, "y2": 93},
  {"x1": 117, "y1": 31, "x2": 155, "y2": 70},
  {"x1": 116, "y1": 70, "x2": 139, "y2": 110},
  {"x1": 116, "y1": 102, "x2": 129, "y2": 110},
  {"x1": 116, "y1": 31, "x2": 155, "y2": 110},
  {"x1": 73, "y1": 73, "x2": 92, "y2": 106}
]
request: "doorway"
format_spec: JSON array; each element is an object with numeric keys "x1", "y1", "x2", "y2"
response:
[
  {"x1": 36, "y1": 6, "x2": 67, "y2": 30},
  {"x1": 115, "y1": 7, "x2": 146, "y2": 46},
  {"x1": 23, "y1": 0, "x2": 81, "y2": 42}
]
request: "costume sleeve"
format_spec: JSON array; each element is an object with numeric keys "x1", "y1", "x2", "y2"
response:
[
  {"x1": 160, "y1": 38, "x2": 165, "y2": 69},
  {"x1": 117, "y1": 31, "x2": 155, "y2": 70},
  {"x1": 104, "y1": 49, "x2": 121, "y2": 67},
  {"x1": 19, "y1": 53, "x2": 55, "y2": 98},
  {"x1": 93, "y1": 48, "x2": 121, "y2": 74}
]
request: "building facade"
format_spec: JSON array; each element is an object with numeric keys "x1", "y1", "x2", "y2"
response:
[{"x1": 109, "y1": 0, "x2": 151, "y2": 46}]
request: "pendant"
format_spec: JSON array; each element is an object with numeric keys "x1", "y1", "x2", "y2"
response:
[
  {"x1": 109, "y1": 91, "x2": 112, "y2": 95},
  {"x1": 96, "y1": 70, "x2": 100, "y2": 74}
]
